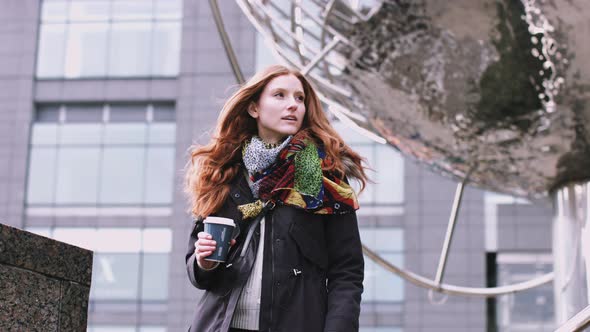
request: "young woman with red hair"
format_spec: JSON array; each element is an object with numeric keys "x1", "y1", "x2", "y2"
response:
[{"x1": 185, "y1": 64, "x2": 368, "y2": 332}]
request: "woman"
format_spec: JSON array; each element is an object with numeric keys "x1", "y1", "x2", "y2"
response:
[{"x1": 184, "y1": 65, "x2": 368, "y2": 332}]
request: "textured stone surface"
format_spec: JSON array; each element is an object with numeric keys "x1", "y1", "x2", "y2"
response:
[
  {"x1": 0, "y1": 223, "x2": 92, "y2": 285},
  {"x1": 0, "y1": 223, "x2": 92, "y2": 331},
  {"x1": 0, "y1": 264, "x2": 60, "y2": 331},
  {"x1": 59, "y1": 281, "x2": 90, "y2": 332}
]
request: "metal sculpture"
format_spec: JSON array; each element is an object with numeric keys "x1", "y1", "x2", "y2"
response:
[{"x1": 210, "y1": 0, "x2": 590, "y2": 326}]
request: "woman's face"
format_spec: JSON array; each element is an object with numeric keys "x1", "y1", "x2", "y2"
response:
[{"x1": 249, "y1": 74, "x2": 306, "y2": 143}]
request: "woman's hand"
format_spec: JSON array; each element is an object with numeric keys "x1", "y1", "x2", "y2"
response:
[{"x1": 194, "y1": 232, "x2": 236, "y2": 270}]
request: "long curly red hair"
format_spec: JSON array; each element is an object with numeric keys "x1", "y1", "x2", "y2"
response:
[{"x1": 185, "y1": 65, "x2": 368, "y2": 218}]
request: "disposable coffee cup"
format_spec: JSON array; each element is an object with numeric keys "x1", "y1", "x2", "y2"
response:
[{"x1": 203, "y1": 216, "x2": 236, "y2": 263}]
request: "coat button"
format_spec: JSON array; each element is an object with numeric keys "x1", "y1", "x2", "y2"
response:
[{"x1": 234, "y1": 192, "x2": 240, "y2": 198}]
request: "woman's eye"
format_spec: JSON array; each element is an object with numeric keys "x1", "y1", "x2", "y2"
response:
[
  {"x1": 297, "y1": 96, "x2": 305, "y2": 101},
  {"x1": 274, "y1": 92, "x2": 284, "y2": 97}
]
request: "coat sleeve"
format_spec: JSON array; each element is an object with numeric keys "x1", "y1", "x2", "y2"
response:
[
  {"x1": 323, "y1": 211, "x2": 364, "y2": 332},
  {"x1": 185, "y1": 218, "x2": 223, "y2": 290}
]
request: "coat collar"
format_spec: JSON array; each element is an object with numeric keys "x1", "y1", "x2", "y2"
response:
[{"x1": 229, "y1": 163, "x2": 255, "y2": 207}]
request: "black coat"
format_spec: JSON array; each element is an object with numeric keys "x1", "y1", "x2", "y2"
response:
[{"x1": 186, "y1": 169, "x2": 364, "y2": 332}]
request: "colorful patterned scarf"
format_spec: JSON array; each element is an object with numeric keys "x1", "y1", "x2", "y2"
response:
[{"x1": 239, "y1": 131, "x2": 359, "y2": 219}]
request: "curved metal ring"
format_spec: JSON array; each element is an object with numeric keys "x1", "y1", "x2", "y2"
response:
[{"x1": 362, "y1": 244, "x2": 554, "y2": 298}]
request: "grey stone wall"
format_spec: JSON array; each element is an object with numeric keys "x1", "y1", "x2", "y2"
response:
[{"x1": 0, "y1": 223, "x2": 93, "y2": 331}]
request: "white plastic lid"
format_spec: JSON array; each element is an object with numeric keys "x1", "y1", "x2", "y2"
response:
[{"x1": 203, "y1": 216, "x2": 235, "y2": 227}]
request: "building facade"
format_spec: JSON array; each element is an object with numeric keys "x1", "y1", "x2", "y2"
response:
[{"x1": 0, "y1": 1, "x2": 554, "y2": 331}]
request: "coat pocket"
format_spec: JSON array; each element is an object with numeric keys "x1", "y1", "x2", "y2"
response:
[{"x1": 289, "y1": 221, "x2": 328, "y2": 270}]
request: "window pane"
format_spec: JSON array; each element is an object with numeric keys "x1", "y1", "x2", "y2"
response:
[
  {"x1": 110, "y1": 104, "x2": 147, "y2": 122},
  {"x1": 360, "y1": 227, "x2": 405, "y2": 303},
  {"x1": 141, "y1": 254, "x2": 169, "y2": 300},
  {"x1": 497, "y1": 253, "x2": 555, "y2": 331},
  {"x1": 111, "y1": 0, "x2": 154, "y2": 21},
  {"x1": 154, "y1": 0, "x2": 182, "y2": 20},
  {"x1": 100, "y1": 147, "x2": 145, "y2": 204},
  {"x1": 89, "y1": 326, "x2": 166, "y2": 332},
  {"x1": 103, "y1": 123, "x2": 147, "y2": 144},
  {"x1": 108, "y1": 22, "x2": 152, "y2": 76},
  {"x1": 376, "y1": 229, "x2": 404, "y2": 251},
  {"x1": 66, "y1": 105, "x2": 103, "y2": 122},
  {"x1": 375, "y1": 145, "x2": 404, "y2": 204},
  {"x1": 374, "y1": 253, "x2": 404, "y2": 302},
  {"x1": 29, "y1": 104, "x2": 176, "y2": 212},
  {"x1": 68, "y1": 1, "x2": 110, "y2": 22},
  {"x1": 59, "y1": 124, "x2": 102, "y2": 145},
  {"x1": 139, "y1": 328, "x2": 167, "y2": 332},
  {"x1": 36, "y1": 105, "x2": 60, "y2": 123},
  {"x1": 142, "y1": 228, "x2": 172, "y2": 253},
  {"x1": 26, "y1": 147, "x2": 57, "y2": 204},
  {"x1": 363, "y1": 253, "x2": 404, "y2": 302},
  {"x1": 95, "y1": 228, "x2": 142, "y2": 253},
  {"x1": 64, "y1": 23, "x2": 108, "y2": 78},
  {"x1": 91, "y1": 253, "x2": 140, "y2": 300},
  {"x1": 359, "y1": 328, "x2": 402, "y2": 332},
  {"x1": 353, "y1": 145, "x2": 374, "y2": 203},
  {"x1": 153, "y1": 104, "x2": 175, "y2": 122},
  {"x1": 31, "y1": 124, "x2": 58, "y2": 145},
  {"x1": 36, "y1": 24, "x2": 66, "y2": 77},
  {"x1": 41, "y1": 1, "x2": 68, "y2": 22},
  {"x1": 362, "y1": 258, "x2": 379, "y2": 302},
  {"x1": 151, "y1": 22, "x2": 181, "y2": 76},
  {"x1": 360, "y1": 229, "x2": 404, "y2": 252},
  {"x1": 148, "y1": 123, "x2": 175, "y2": 144},
  {"x1": 55, "y1": 147, "x2": 100, "y2": 204},
  {"x1": 144, "y1": 147, "x2": 175, "y2": 204},
  {"x1": 53, "y1": 228, "x2": 97, "y2": 250},
  {"x1": 89, "y1": 327, "x2": 136, "y2": 332}
]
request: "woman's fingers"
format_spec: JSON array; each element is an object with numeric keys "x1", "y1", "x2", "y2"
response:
[
  {"x1": 197, "y1": 231, "x2": 213, "y2": 240},
  {"x1": 195, "y1": 241, "x2": 216, "y2": 252},
  {"x1": 196, "y1": 238, "x2": 216, "y2": 247},
  {"x1": 230, "y1": 239, "x2": 236, "y2": 246},
  {"x1": 197, "y1": 250, "x2": 212, "y2": 258},
  {"x1": 196, "y1": 232, "x2": 216, "y2": 245},
  {"x1": 195, "y1": 232, "x2": 217, "y2": 257}
]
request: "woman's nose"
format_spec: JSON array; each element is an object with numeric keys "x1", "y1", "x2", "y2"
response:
[{"x1": 287, "y1": 98, "x2": 299, "y2": 110}]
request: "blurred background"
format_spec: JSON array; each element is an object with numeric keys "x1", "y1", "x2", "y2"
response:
[{"x1": 0, "y1": 0, "x2": 555, "y2": 331}]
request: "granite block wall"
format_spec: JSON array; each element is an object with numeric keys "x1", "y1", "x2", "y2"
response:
[{"x1": 0, "y1": 223, "x2": 93, "y2": 331}]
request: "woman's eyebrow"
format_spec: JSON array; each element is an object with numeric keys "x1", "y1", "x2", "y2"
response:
[{"x1": 270, "y1": 87, "x2": 305, "y2": 95}]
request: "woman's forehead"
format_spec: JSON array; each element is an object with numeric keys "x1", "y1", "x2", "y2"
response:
[{"x1": 264, "y1": 74, "x2": 304, "y2": 93}]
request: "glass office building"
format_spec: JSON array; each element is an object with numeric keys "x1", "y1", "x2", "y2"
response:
[{"x1": 0, "y1": 1, "x2": 554, "y2": 331}]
